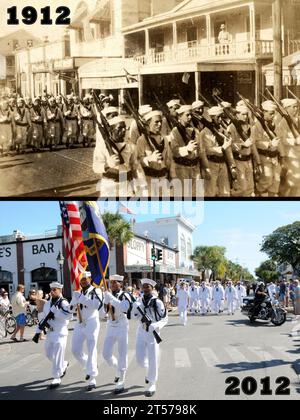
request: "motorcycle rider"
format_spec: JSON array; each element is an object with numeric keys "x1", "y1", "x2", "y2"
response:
[{"x1": 250, "y1": 281, "x2": 268, "y2": 322}]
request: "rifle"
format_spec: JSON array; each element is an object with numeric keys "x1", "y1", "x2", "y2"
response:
[
  {"x1": 237, "y1": 92, "x2": 276, "y2": 141},
  {"x1": 153, "y1": 92, "x2": 179, "y2": 130},
  {"x1": 32, "y1": 300, "x2": 60, "y2": 343},
  {"x1": 199, "y1": 93, "x2": 213, "y2": 108},
  {"x1": 287, "y1": 88, "x2": 300, "y2": 106},
  {"x1": 131, "y1": 295, "x2": 162, "y2": 344},
  {"x1": 92, "y1": 90, "x2": 124, "y2": 162},
  {"x1": 266, "y1": 88, "x2": 300, "y2": 139}
]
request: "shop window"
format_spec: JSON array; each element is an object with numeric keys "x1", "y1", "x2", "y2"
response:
[
  {"x1": 0, "y1": 270, "x2": 13, "y2": 283},
  {"x1": 31, "y1": 267, "x2": 57, "y2": 284}
]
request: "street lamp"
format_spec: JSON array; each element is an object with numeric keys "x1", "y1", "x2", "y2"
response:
[{"x1": 56, "y1": 251, "x2": 65, "y2": 285}]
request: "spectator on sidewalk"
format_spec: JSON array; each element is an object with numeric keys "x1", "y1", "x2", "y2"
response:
[
  {"x1": 36, "y1": 290, "x2": 47, "y2": 340},
  {"x1": 279, "y1": 280, "x2": 287, "y2": 307},
  {"x1": 0, "y1": 290, "x2": 10, "y2": 314},
  {"x1": 11, "y1": 284, "x2": 28, "y2": 342},
  {"x1": 293, "y1": 280, "x2": 300, "y2": 316}
]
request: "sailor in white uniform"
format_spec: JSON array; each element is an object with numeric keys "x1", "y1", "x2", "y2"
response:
[
  {"x1": 70, "y1": 272, "x2": 104, "y2": 391},
  {"x1": 176, "y1": 281, "x2": 190, "y2": 326},
  {"x1": 102, "y1": 274, "x2": 132, "y2": 394},
  {"x1": 132, "y1": 278, "x2": 168, "y2": 397}
]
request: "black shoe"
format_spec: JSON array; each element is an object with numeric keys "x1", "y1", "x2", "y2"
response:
[
  {"x1": 85, "y1": 375, "x2": 90, "y2": 381},
  {"x1": 49, "y1": 382, "x2": 61, "y2": 390},
  {"x1": 145, "y1": 378, "x2": 149, "y2": 384},
  {"x1": 114, "y1": 386, "x2": 125, "y2": 395},
  {"x1": 145, "y1": 390, "x2": 155, "y2": 397},
  {"x1": 87, "y1": 383, "x2": 96, "y2": 392},
  {"x1": 114, "y1": 376, "x2": 120, "y2": 383},
  {"x1": 61, "y1": 362, "x2": 69, "y2": 378}
]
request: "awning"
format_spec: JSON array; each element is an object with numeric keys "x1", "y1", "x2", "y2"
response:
[
  {"x1": 89, "y1": 0, "x2": 111, "y2": 22},
  {"x1": 79, "y1": 57, "x2": 140, "y2": 89},
  {"x1": 70, "y1": 4, "x2": 88, "y2": 29},
  {"x1": 263, "y1": 51, "x2": 300, "y2": 86}
]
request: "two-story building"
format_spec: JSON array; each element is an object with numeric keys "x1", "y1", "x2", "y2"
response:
[
  {"x1": 0, "y1": 30, "x2": 40, "y2": 94},
  {"x1": 122, "y1": 0, "x2": 300, "y2": 105}
]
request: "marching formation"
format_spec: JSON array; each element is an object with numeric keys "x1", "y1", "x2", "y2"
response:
[
  {"x1": 1, "y1": 90, "x2": 300, "y2": 197},
  {"x1": 176, "y1": 279, "x2": 247, "y2": 326},
  {"x1": 33, "y1": 273, "x2": 167, "y2": 397}
]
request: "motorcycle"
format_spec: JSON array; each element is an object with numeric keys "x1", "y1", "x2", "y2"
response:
[{"x1": 242, "y1": 296, "x2": 287, "y2": 326}]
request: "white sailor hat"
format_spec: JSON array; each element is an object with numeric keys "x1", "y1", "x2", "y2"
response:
[
  {"x1": 33, "y1": 97, "x2": 40, "y2": 103},
  {"x1": 190, "y1": 279, "x2": 195, "y2": 284},
  {"x1": 108, "y1": 116, "x2": 125, "y2": 126},
  {"x1": 141, "y1": 278, "x2": 156, "y2": 287},
  {"x1": 237, "y1": 99, "x2": 247, "y2": 107},
  {"x1": 50, "y1": 282, "x2": 63, "y2": 289},
  {"x1": 81, "y1": 271, "x2": 91, "y2": 278},
  {"x1": 109, "y1": 274, "x2": 124, "y2": 282},
  {"x1": 221, "y1": 101, "x2": 232, "y2": 108},
  {"x1": 177, "y1": 105, "x2": 192, "y2": 115},
  {"x1": 192, "y1": 100, "x2": 205, "y2": 109},
  {"x1": 281, "y1": 98, "x2": 298, "y2": 109},
  {"x1": 144, "y1": 110, "x2": 162, "y2": 122},
  {"x1": 208, "y1": 106, "x2": 223, "y2": 116},
  {"x1": 261, "y1": 100, "x2": 277, "y2": 112},
  {"x1": 102, "y1": 106, "x2": 119, "y2": 116},
  {"x1": 236, "y1": 105, "x2": 249, "y2": 114},
  {"x1": 139, "y1": 105, "x2": 152, "y2": 116},
  {"x1": 167, "y1": 99, "x2": 180, "y2": 108}
]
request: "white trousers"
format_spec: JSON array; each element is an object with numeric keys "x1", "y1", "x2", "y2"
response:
[
  {"x1": 102, "y1": 324, "x2": 129, "y2": 373},
  {"x1": 227, "y1": 299, "x2": 236, "y2": 314},
  {"x1": 200, "y1": 299, "x2": 209, "y2": 314},
  {"x1": 189, "y1": 298, "x2": 199, "y2": 313},
  {"x1": 136, "y1": 325, "x2": 159, "y2": 384},
  {"x1": 212, "y1": 299, "x2": 223, "y2": 313},
  {"x1": 178, "y1": 306, "x2": 188, "y2": 325},
  {"x1": 71, "y1": 318, "x2": 100, "y2": 378},
  {"x1": 45, "y1": 335, "x2": 68, "y2": 379},
  {"x1": 237, "y1": 295, "x2": 244, "y2": 307}
]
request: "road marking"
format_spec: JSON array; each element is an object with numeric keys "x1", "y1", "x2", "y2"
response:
[
  {"x1": 174, "y1": 348, "x2": 191, "y2": 368},
  {"x1": 272, "y1": 346, "x2": 295, "y2": 362},
  {"x1": 0, "y1": 354, "x2": 42, "y2": 373},
  {"x1": 224, "y1": 346, "x2": 248, "y2": 363},
  {"x1": 198, "y1": 347, "x2": 220, "y2": 368},
  {"x1": 247, "y1": 347, "x2": 274, "y2": 362}
]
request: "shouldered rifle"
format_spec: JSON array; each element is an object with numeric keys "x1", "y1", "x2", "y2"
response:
[
  {"x1": 199, "y1": 93, "x2": 213, "y2": 108},
  {"x1": 266, "y1": 88, "x2": 300, "y2": 139},
  {"x1": 32, "y1": 298, "x2": 62, "y2": 343},
  {"x1": 237, "y1": 92, "x2": 276, "y2": 140},
  {"x1": 287, "y1": 88, "x2": 300, "y2": 106},
  {"x1": 131, "y1": 295, "x2": 162, "y2": 344},
  {"x1": 153, "y1": 92, "x2": 179, "y2": 130}
]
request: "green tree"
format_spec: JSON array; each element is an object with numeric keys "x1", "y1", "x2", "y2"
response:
[
  {"x1": 255, "y1": 259, "x2": 279, "y2": 283},
  {"x1": 102, "y1": 212, "x2": 134, "y2": 249},
  {"x1": 191, "y1": 246, "x2": 227, "y2": 280},
  {"x1": 261, "y1": 222, "x2": 300, "y2": 273}
]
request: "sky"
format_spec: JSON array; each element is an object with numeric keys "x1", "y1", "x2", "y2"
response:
[
  {"x1": 1, "y1": 0, "x2": 72, "y2": 40},
  {"x1": 0, "y1": 200, "x2": 299, "y2": 275}
]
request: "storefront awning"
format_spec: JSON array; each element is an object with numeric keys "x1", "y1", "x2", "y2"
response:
[
  {"x1": 89, "y1": 0, "x2": 111, "y2": 22},
  {"x1": 263, "y1": 51, "x2": 300, "y2": 86},
  {"x1": 79, "y1": 58, "x2": 140, "y2": 90},
  {"x1": 70, "y1": 4, "x2": 88, "y2": 29}
]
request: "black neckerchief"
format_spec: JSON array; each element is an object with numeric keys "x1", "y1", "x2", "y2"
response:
[
  {"x1": 149, "y1": 134, "x2": 165, "y2": 154},
  {"x1": 142, "y1": 294, "x2": 153, "y2": 308},
  {"x1": 17, "y1": 106, "x2": 25, "y2": 119},
  {"x1": 33, "y1": 106, "x2": 41, "y2": 117},
  {"x1": 177, "y1": 123, "x2": 195, "y2": 146}
]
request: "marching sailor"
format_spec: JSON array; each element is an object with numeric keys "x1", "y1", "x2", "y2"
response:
[
  {"x1": 102, "y1": 274, "x2": 132, "y2": 394},
  {"x1": 199, "y1": 281, "x2": 211, "y2": 316},
  {"x1": 224, "y1": 280, "x2": 237, "y2": 315},
  {"x1": 176, "y1": 280, "x2": 190, "y2": 326},
  {"x1": 236, "y1": 281, "x2": 247, "y2": 308},
  {"x1": 70, "y1": 272, "x2": 104, "y2": 391},
  {"x1": 212, "y1": 280, "x2": 225, "y2": 314},
  {"x1": 188, "y1": 280, "x2": 199, "y2": 314},
  {"x1": 132, "y1": 278, "x2": 168, "y2": 397},
  {"x1": 36, "y1": 282, "x2": 71, "y2": 389}
]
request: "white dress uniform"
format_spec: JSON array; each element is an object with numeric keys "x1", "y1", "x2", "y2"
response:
[
  {"x1": 177, "y1": 286, "x2": 190, "y2": 326},
  {"x1": 236, "y1": 284, "x2": 247, "y2": 308},
  {"x1": 225, "y1": 285, "x2": 238, "y2": 315},
  {"x1": 212, "y1": 284, "x2": 225, "y2": 314},
  {"x1": 102, "y1": 285, "x2": 131, "y2": 392},
  {"x1": 188, "y1": 283, "x2": 199, "y2": 314},
  {"x1": 199, "y1": 284, "x2": 211, "y2": 315},
  {"x1": 38, "y1": 292, "x2": 72, "y2": 382},
  {"x1": 70, "y1": 285, "x2": 104, "y2": 384},
  {"x1": 132, "y1": 283, "x2": 167, "y2": 395}
]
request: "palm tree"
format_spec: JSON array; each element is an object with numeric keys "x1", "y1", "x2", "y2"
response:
[{"x1": 102, "y1": 212, "x2": 134, "y2": 249}]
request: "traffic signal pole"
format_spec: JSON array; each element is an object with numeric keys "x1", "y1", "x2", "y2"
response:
[{"x1": 151, "y1": 243, "x2": 156, "y2": 281}]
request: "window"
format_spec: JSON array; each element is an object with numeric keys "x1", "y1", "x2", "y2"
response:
[
  {"x1": 0, "y1": 270, "x2": 13, "y2": 283},
  {"x1": 180, "y1": 234, "x2": 186, "y2": 260},
  {"x1": 31, "y1": 267, "x2": 57, "y2": 284},
  {"x1": 187, "y1": 238, "x2": 192, "y2": 258}
]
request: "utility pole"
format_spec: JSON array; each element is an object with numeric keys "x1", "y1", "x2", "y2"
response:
[{"x1": 273, "y1": 0, "x2": 283, "y2": 100}]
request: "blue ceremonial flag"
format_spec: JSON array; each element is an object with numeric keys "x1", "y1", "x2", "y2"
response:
[{"x1": 79, "y1": 201, "x2": 110, "y2": 287}]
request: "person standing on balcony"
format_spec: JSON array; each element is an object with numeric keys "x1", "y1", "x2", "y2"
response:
[
  {"x1": 218, "y1": 24, "x2": 231, "y2": 44},
  {"x1": 137, "y1": 110, "x2": 172, "y2": 197},
  {"x1": 251, "y1": 101, "x2": 282, "y2": 197},
  {"x1": 170, "y1": 105, "x2": 211, "y2": 197},
  {"x1": 276, "y1": 98, "x2": 300, "y2": 197}
]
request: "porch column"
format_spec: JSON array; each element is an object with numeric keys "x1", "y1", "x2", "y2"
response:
[
  {"x1": 195, "y1": 71, "x2": 201, "y2": 100},
  {"x1": 273, "y1": 0, "x2": 283, "y2": 100},
  {"x1": 255, "y1": 61, "x2": 262, "y2": 106},
  {"x1": 206, "y1": 14, "x2": 211, "y2": 45},
  {"x1": 249, "y1": 3, "x2": 255, "y2": 53},
  {"x1": 138, "y1": 73, "x2": 143, "y2": 107},
  {"x1": 173, "y1": 21, "x2": 177, "y2": 60},
  {"x1": 145, "y1": 28, "x2": 150, "y2": 56}
]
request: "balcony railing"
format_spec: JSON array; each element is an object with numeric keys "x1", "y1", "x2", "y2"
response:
[{"x1": 132, "y1": 40, "x2": 275, "y2": 65}]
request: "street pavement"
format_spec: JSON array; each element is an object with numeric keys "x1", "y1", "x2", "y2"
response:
[
  {"x1": 0, "y1": 310, "x2": 300, "y2": 400},
  {"x1": 0, "y1": 147, "x2": 99, "y2": 197}
]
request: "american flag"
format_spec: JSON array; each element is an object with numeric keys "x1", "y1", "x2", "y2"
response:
[{"x1": 59, "y1": 201, "x2": 88, "y2": 291}]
